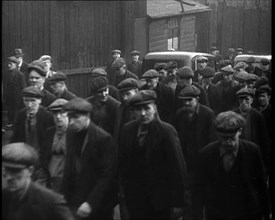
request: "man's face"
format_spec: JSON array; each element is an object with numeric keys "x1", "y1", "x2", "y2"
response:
[
  {"x1": 50, "y1": 82, "x2": 63, "y2": 95},
  {"x1": 219, "y1": 131, "x2": 240, "y2": 152},
  {"x1": 94, "y1": 87, "x2": 109, "y2": 102},
  {"x1": 198, "y1": 60, "x2": 207, "y2": 70},
  {"x1": 16, "y1": 57, "x2": 23, "y2": 63},
  {"x1": 53, "y1": 111, "x2": 69, "y2": 129},
  {"x1": 158, "y1": 69, "x2": 167, "y2": 79},
  {"x1": 261, "y1": 64, "x2": 270, "y2": 71},
  {"x1": 116, "y1": 65, "x2": 126, "y2": 76},
  {"x1": 121, "y1": 89, "x2": 137, "y2": 103},
  {"x1": 181, "y1": 97, "x2": 198, "y2": 113},
  {"x1": 223, "y1": 72, "x2": 233, "y2": 83},
  {"x1": 238, "y1": 96, "x2": 253, "y2": 113},
  {"x1": 134, "y1": 103, "x2": 156, "y2": 124},
  {"x1": 43, "y1": 60, "x2": 52, "y2": 72},
  {"x1": 237, "y1": 80, "x2": 247, "y2": 88},
  {"x1": 68, "y1": 113, "x2": 89, "y2": 132},
  {"x1": 131, "y1": 55, "x2": 139, "y2": 62},
  {"x1": 23, "y1": 97, "x2": 41, "y2": 116},
  {"x1": 257, "y1": 92, "x2": 270, "y2": 107},
  {"x1": 29, "y1": 70, "x2": 45, "y2": 89},
  {"x1": 236, "y1": 51, "x2": 243, "y2": 55},
  {"x1": 112, "y1": 53, "x2": 120, "y2": 60},
  {"x1": 202, "y1": 77, "x2": 212, "y2": 86},
  {"x1": 2, "y1": 165, "x2": 32, "y2": 193},
  {"x1": 145, "y1": 77, "x2": 158, "y2": 90}
]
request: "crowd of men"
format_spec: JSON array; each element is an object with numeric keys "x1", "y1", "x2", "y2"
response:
[{"x1": 2, "y1": 47, "x2": 272, "y2": 220}]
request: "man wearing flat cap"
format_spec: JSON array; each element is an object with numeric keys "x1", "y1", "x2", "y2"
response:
[
  {"x1": 110, "y1": 58, "x2": 138, "y2": 87},
  {"x1": 224, "y1": 48, "x2": 236, "y2": 63},
  {"x1": 28, "y1": 59, "x2": 57, "y2": 107},
  {"x1": 154, "y1": 62, "x2": 168, "y2": 82},
  {"x1": 127, "y1": 50, "x2": 143, "y2": 79},
  {"x1": 3, "y1": 56, "x2": 26, "y2": 127},
  {"x1": 173, "y1": 85, "x2": 215, "y2": 219},
  {"x1": 215, "y1": 65, "x2": 241, "y2": 113},
  {"x1": 194, "y1": 56, "x2": 208, "y2": 83},
  {"x1": 90, "y1": 67, "x2": 120, "y2": 101},
  {"x1": 39, "y1": 55, "x2": 57, "y2": 92},
  {"x1": 244, "y1": 56, "x2": 256, "y2": 74},
  {"x1": 161, "y1": 60, "x2": 178, "y2": 89},
  {"x1": 2, "y1": 142, "x2": 75, "y2": 220},
  {"x1": 253, "y1": 58, "x2": 271, "y2": 83},
  {"x1": 86, "y1": 76, "x2": 120, "y2": 136},
  {"x1": 119, "y1": 90, "x2": 186, "y2": 219},
  {"x1": 193, "y1": 111, "x2": 271, "y2": 220},
  {"x1": 234, "y1": 61, "x2": 249, "y2": 73},
  {"x1": 14, "y1": 48, "x2": 29, "y2": 84},
  {"x1": 174, "y1": 66, "x2": 209, "y2": 112},
  {"x1": 48, "y1": 72, "x2": 77, "y2": 100},
  {"x1": 11, "y1": 86, "x2": 55, "y2": 186},
  {"x1": 106, "y1": 49, "x2": 121, "y2": 83},
  {"x1": 236, "y1": 47, "x2": 243, "y2": 55},
  {"x1": 141, "y1": 69, "x2": 175, "y2": 123},
  {"x1": 62, "y1": 97, "x2": 117, "y2": 219},
  {"x1": 212, "y1": 59, "x2": 232, "y2": 84},
  {"x1": 233, "y1": 87, "x2": 270, "y2": 174}
]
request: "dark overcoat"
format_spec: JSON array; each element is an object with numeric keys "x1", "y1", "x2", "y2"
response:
[
  {"x1": 41, "y1": 88, "x2": 57, "y2": 107},
  {"x1": 204, "y1": 83, "x2": 220, "y2": 114},
  {"x1": 2, "y1": 182, "x2": 74, "y2": 220},
  {"x1": 193, "y1": 139, "x2": 270, "y2": 219},
  {"x1": 127, "y1": 60, "x2": 143, "y2": 79},
  {"x1": 59, "y1": 89, "x2": 77, "y2": 100}
]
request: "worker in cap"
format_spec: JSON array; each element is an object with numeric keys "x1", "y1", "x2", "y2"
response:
[
  {"x1": 234, "y1": 61, "x2": 248, "y2": 72},
  {"x1": 225, "y1": 48, "x2": 236, "y2": 63},
  {"x1": 3, "y1": 56, "x2": 26, "y2": 127},
  {"x1": 244, "y1": 56, "x2": 256, "y2": 74},
  {"x1": 39, "y1": 55, "x2": 56, "y2": 79},
  {"x1": 48, "y1": 72, "x2": 76, "y2": 100},
  {"x1": 194, "y1": 56, "x2": 208, "y2": 83},
  {"x1": 220, "y1": 65, "x2": 236, "y2": 83},
  {"x1": 45, "y1": 98, "x2": 69, "y2": 192},
  {"x1": 212, "y1": 59, "x2": 232, "y2": 84},
  {"x1": 154, "y1": 62, "x2": 168, "y2": 82},
  {"x1": 87, "y1": 76, "x2": 121, "y2": 136},
  {"x1": 127, "y1": 50, "x2": 143, "y2": 78},
  {"x1": 112, "y1": 49, "x2": 121, "y2": 55},
  {"x1": 161, "y1": 61, "x2": 178, "y2": 89},
  {"x1": 91, "y1": 67, "x2": 107, "y2": 77},
  {"x1": 253, "y1": 58, "x2": 271, "y2": 84},
  {"x1": 14, "y1": 48, "x2": 29, "y2": 82},
  {"x1": 236, "y1": 87, "x2": 255, "y2": 99},
  {"x1": 179, "y1": 84, "x2": 201, "y2": 99},
  {"x1": 234, "y1": 70, "x2": 249, "y2": 88},
  {"x1": 236, "y1": 48, "x2": 243, "y2": 55},
  {"x1": 119, "y1": 89, "x2": 186, "y2": 219},
  {"x1": 142, "y1": 69, "x2": 159, "y2": 79},
  {"x1": 245, "y1": 73, "x2": 258, "y2": 88},
  {"x1": 62, "y1": 97, "x2": 116, "y2": 219},
  {"x1": 105, "y1": 49, "x2": 121, "y2": 86},
  {"x1": 194, "y1": 109, "x2": 270, "y2": 220},
  {"x1": 117, "y1": 78, "x2": 139, "y2": 94},
  {"x1": 177, "y1": 66, "x2": 194, "y2": 79}
]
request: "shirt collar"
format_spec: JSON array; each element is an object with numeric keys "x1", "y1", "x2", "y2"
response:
[{"x1": 220, "y1": 144, "x2": 239, "y2": 157}]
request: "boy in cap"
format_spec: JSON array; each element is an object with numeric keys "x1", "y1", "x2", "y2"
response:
[
  {"x1": 193, "y1": 111, "x2": 270, "y2": 220},
  {"x1": 106, "y1": 49, "x2": 121, "y2": 82},
  {"x1": 119, "y1": 90, "x2": 186, "y2": 220},
  {"x1": 14, "y1": 48, "x2": 29, "y2": 84},
  {"x1": 48, "y1": 72, "x2": 77, "y2": 100},
  {"x1": 3, "y1": 56, "x2": 26, "y2": 127},
  {"x1": 2, "y1": 142, "x2": 74, "y2": 220},
  {"x1": 127, "y1": 50, "x2": 143, "y2": 79},
  {"x1": 28, "y1": 59, "x2": 57, "y2": 107},
  {"x1": 11, "y1": 86, "x2": 55, "y2": 186},
  {"x1": 62, "y1": 97, "x2": 117, "y2": 219}
]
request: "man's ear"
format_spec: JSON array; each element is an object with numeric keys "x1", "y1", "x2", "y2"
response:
[
  {"x1": 237, "y1": 127, "x2": 243, "y2": 136},
  {"x1": 27, "y1": 166, "x2": 34, "y2": 176}
]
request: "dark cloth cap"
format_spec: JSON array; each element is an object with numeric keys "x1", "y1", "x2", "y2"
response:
[
  {"x1": 228, "y1": 48, "x2": 235, "y2": 52},
  {"x1": 234, "y1": 61, "x2": 248, "y2": 70},
  {"x1": 2, "y1": 143, "x2": 38, "y2": 169},
  {"x1": 254, "y1": 76, "x2": 269, "y2": 89},
  {"x1": 246, "y1": 56, "x2": 255, "y2": 63},
  {"x1": 154, "y1": 63, "x2": 167, "y2": 71},
  {"x1": 165, "y1": 61, "x2": 178, "y2": 71},
  {"x1": 260, "y1": 58, "x2": 270, "y2": 65},
  {"x1": 219, "y1": 60, "x2": 232, "y2": 69},
  {"x1": 221, "y1": 65, "x2": 235, "y2": 74},
  {"x1": 14, "y1": 48, "x2": 24, "y2": 57},
  {"x1": 112, "y1": 49, "x2": 121, "y2": 54},
  {"x1": 48, "y1": 72, "x2": 67, "y2": 83},
  {"x1": 47, "y1": 98, "x2": 68, "y2": 112},
  {"x1": 234, "y1": 71, "x2": 249, "y2": 81},
  {"x1": 256, "y1": 84, "x2": 272, "y2": 95},
  {"x1": 91, "y1": 68, "x2": 107, "y2": 76},
  {"x1": 215, "y1": 111, "x2": 246, "y2": 136},
  {"x1": 128, "y1": 90, "x2": 157, "y2": 107},
  {"x1": 117, "y1": 78, "x2": 139, "y2": 92},
  {"x1": 63, "y1": 97, "x2": 92, "y2": 113},
  {"x1": 112, "y1": 58, "x2": 126, "y2": 69},
  {"x1": 197, "y1": 56, "x2": 208, "y2": 62},
  {"x1": 200, "y1": 66, "x2": 215, "y2": 78},
  {"x1": 236, "y1": 87, "x2": 255, "y2": 98},
  {"x1": 179, "y1": 84, "x2": 201, "y2": 99},
  {"x1": 39, "y1": 55, "x2": 52, "y2": 62},
  {"x1": 142, "y1": 69, "x2": 159, "y2": 79},
  {"x1": 177, "y1": 66, "x2": 194, "y2": 79},
  {"x1": 89, "y1": 76, "x2": 108, "y2": 95},
  {"x1": 245, "y1": 73, "x2": 258, "y2": 82},
  {"x1": 210, "y1": 46, "x2": 218, "y2": 51},
  {"x1": 7, "y1": 56, "x2": 20, "y2": 65},
  {"x1": 236, "y1": 48, "x2": 243, "y2": 52},
  {"x1": 130, "y1": 50, "x2": 140, "y2": 55},
  {"x1": 28, "y1": 60, "x2": 47, "y2": 77},
  {"x1": 22, "y1": 86, "x2": 44, "y2": 98}
]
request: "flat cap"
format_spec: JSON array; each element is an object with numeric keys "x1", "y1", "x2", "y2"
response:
[
  {"x1": 179, "y1": 85, "x2": 201, "y2": 99},
  {"x1": 228, "y1": 48, "x2": 235, "y2": 52},
  {"x1": 91, "y1": 68, "x2": 107, "y2": 77},
  {"x1": 48, "y1": 72, "x2": 67, "y2": 83},
  {"x1": 234, "y1": 71, "x2": 249, "y2": 81},
  {"x1": 22, "y1": 86, "x2": 44, "y2": 98},
  {"x1": 215, "y1": 111, "x2": 246, "y2": 136},
  {"x1": 112, "y1": 58, "x2": 126, "y2": 69},
  {"x1": 128, "y1": 90, "x2": 157, "y2": 107},
  {"x1": 246, "y1": 56, "x2": 255, "y2": 63},
  {"x1": 254, "y1": 76, "x2": 269, "y2": 89},
  {"x1": 14, "y1": 48, "x2": 24, "y2": 57},
  {"x1": 260, "y1": 58, "x2": 270, "y2": 65},
  {"x1": 245, "y1": 73, "x2": 258, "y2": 82},
  {"x1": 2, "y1": 143, "x2": 38, "y2": 169},
  {"x1": 39, "y1": 55, "x2": 52, "y2": 62},
  {"x1": 28, "y1": 60, "x2": 47, "y2": 77},
  {"x1": 154, "y1": 63, "x2": 167, "y2": 71},
  {"x1": 210, "y1": 46, "x2": 218, "y2": 51},
  {"x1": 7, "y1": 56, "x2": 20, "y2": 65},
  {"x1": 176, "y1": 66, "x2": 194, "y2": 79},
  {"x1": 89, "y1": 76, "x2": 108, "y2": 95},
  {"x1": 256, "y1": 84, "x2": 271, "y2": 95},
  {"x1": 130, "y1": 50, "x2": 140, "y2": 55},
  {"x1": 142, "y1": 69, "x2": 159, "y2": 79},
  {"x1": 236, "y1": 87, "x2": 255, "y2": 98},
  {"x1": 219, "y1": 60, "x2": 232, "y2": 69},
  {"x1": 165, "y1": 61, "x2": 178, "y2": 71},
  {"x1": 197, "y1": 56, "x2": 208, "y2": 62},
  {"x1": 236, "y1": 48, "x2": 243, "y2": 52},
  {"x1": 63, "y1": 97, "x2": 92, "y2": 113},
  {"x1": 221, "y1": 65, "x2": 235, "y2": 74},
  {"x1": 234, "y1": 61, "x2": 248, "y2": 70},
  {"x1": 111, "y1": 49, "x2": 121, "y2": 54},
  {"x1": 47, "y1": 98, "x2": 68, "y2": 112},
  {"x1": 117, "y1": 78, "x2": 139, "y2": 92},
  {"x1": 200, "y1": 66, "x2": 215, "y2": 78}
]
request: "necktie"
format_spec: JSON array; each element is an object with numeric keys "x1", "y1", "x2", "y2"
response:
[{"x1": 222, "y1": 152, "x2": 235, "y2": 172}]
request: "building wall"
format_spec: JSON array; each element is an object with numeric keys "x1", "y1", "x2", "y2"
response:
[
  {"x1": 148, "y1": 19, "x2": 168, "y2": 52},
  {"x1": 179, "y1": 16, "x2": 196, "y2": 51}
]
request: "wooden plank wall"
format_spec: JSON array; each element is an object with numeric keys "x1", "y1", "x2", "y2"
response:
[
  {"x1": 148, "y1": 19, "x2": 168, "y2": 52},
  {"x1": 180, "y1": 16, "x2": 196, "y2": 51}
]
